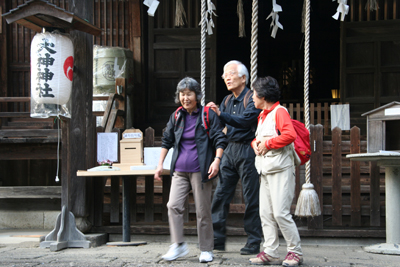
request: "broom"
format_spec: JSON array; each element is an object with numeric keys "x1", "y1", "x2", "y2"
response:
[{"x1": 295, "y1": 0, "x2": 321, "y2": 217}]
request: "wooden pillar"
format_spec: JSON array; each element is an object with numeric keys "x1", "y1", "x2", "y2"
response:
[
  {"x1": 63, "y1": 0, "x2": 94, "y2": 232},
  {"x1": 0, "y1": 1, "x2": 8, "y2": 104},
  {"x1": 308, "y1": 124, "x2": 324, "y2": 229},
  {"x1": 129, "y1": 0, "x2": 146, "y2": 126}
]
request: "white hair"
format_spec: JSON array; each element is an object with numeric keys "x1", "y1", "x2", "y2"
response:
[{"x1": 222, "y1": 60, "x2": 249, "y2": 85}]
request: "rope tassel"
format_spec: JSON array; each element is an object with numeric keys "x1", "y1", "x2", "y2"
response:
[
  {"x1": 295, "y1": 183, "x2": 321, "y2": 217},
  {"x1": 237, "y1": 0, "x2": 246, "y2": 37},
  {"x1": 175, "y1": 0, "x2": 187, "y2": 26},
  {"x1": 365, "y1": 0, "x2": 379, "y2": 11}
]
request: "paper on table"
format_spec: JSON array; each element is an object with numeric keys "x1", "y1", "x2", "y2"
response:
[
  {"x1": 130, "y1": 165, "x2": 157, "y2": 170},
  {"x1": 88, "y1": 166, "x2": 121, "y2": 172}
]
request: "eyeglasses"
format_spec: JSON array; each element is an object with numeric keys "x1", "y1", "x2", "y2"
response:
[{"x1": 221, "y1": 71, "x2": 237, "y2": 79}]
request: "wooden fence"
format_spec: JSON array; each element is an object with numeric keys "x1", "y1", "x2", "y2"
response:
[{"x1": 92, "y1": 124, "x2": 386, "y2": 237}]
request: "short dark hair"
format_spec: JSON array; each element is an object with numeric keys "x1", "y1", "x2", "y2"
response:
[
  {"x1": 174, "y1": 77, "x2": 202, "y2": 104},
  {"x1": 252, "y1": 76, "x2": 281, "y2": 103}
]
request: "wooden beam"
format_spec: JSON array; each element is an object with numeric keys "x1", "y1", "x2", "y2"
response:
[
  {"x1": 0, "y1": 129, "x2": 58, "y2": 138},
  {"x1": 0, "y1": 97, "x2": 30, "y2": 102},
  {"x1": 0, "y1": 186, "x2": 61, "y2": 199},
  {"x1": 3, "y1": 1, "x2": 101, "y2": 35},
  {"x1": 0, "y1": 143, "x2": 58, "y2": 160}
]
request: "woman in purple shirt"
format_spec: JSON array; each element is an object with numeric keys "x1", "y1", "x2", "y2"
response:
[{"x1": 155, "y1": 77, "x2": 228, "y2": 263}]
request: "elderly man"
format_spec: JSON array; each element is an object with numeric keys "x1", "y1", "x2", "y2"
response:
[{"x1": 207, "y1": 60, "x2": 262, "y2": 255}]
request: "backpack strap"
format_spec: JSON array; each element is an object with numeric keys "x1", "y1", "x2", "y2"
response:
[
  {"x1": 272, "y1": 104, "x2": 286, "y2": 136},
  {"x1": 224, "y1": 94, "x2": 233, "y2": 109},
  {"x1": 174, "y1": 106, "x2": 183, "y2": 122},
  {"x1": 224, "y1": 89, "x2": 253, "y2": 110},
  {"x1": 243, "y1": 89, "x2": 253, "y2": 109},
  {"x1": 201, "y1": 106, "x2": 210, "y2": 136}
]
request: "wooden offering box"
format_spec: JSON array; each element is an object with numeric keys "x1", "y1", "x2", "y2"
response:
[{"x1": 119, "y1": 129, "x2": 143, "y2": 164}]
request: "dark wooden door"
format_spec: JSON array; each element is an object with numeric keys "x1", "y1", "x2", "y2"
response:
[
  {"x1": 341, "y1": 20, "x2": 400, "y2": 129},
  {"x1": 147, "y1": 0, "x2": 216, "y2": 134}
]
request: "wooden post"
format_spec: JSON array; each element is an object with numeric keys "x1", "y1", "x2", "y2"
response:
[
  {"x1": 65, "y1": 0, "x2": 94, "y2": 232},
  {"x1": 370, "y1": 162, "x2": 381, "y2": 226},
  {"x1": 332, "y1": 127, "x2": 342, "y2": 226},
  {"x1": 0, "y1": 3, "x2": 8, "y2": 107},
  {"x1": 62, "y1": 117, "x2": 71, "y2": 209},
  {"x1": 308, "y1": 124, "x2": 324, "y2": 229},
  {"x1": 350, "y1": 126, "x2": 361, "y2": 226}
]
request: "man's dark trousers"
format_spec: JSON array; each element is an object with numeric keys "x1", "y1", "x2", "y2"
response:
[{"x1": 212, "y1": 142, "x2": 262, "y2": 246}]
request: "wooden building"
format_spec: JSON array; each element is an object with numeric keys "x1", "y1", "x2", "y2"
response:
[{"x1": 1, "y1": 0, "x2": 399, "y2": 237}]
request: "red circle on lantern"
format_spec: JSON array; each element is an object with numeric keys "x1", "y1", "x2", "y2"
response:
[{"x1": 64, "y1": 56, "x2": 74, "y2": 81}]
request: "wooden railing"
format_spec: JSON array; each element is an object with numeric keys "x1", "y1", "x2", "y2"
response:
[
  {"x1": 92, "y1": 125, "x2": 385, "y2": 237},
  {"x1": 347, "y1": 0, "x2": 399, "y2": 22},
  {"x1": 305, "y1": 125, "x2": 384, "y2": 236}
]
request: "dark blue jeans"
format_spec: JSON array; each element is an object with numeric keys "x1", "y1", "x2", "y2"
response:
[{"x1": 212, "y1": 142, "x2": 262, "y2": 246}]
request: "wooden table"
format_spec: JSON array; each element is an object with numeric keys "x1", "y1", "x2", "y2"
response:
[
  {"x1": 77, "y1": 169, "x2": 169, "y2": 246},
  {"x1": 347, "y1": 152, "x2": 400, "y2": 255}
]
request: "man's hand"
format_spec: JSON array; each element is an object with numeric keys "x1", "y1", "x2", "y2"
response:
[
  {"x1": 206, "y1": 102, "x2": 221, "y2": 116},
  {"x1": 208, "y1": 158, "x2": 220, "y2": 179}
]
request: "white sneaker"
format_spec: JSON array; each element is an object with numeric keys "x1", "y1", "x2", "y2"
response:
[
  {"x1": 199, "y1": 251, "x2": 213, "y2": 263},
  {"x1": 162, "y1": 242, "x2": 189, "y2": 261}
]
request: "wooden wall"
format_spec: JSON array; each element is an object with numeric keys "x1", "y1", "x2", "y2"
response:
[{"x1": 0, "y1": 0, "x2": 141, "y2": 188}]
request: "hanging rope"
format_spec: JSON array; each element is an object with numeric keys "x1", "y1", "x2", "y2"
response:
[
  {"x1": 237, "y1": 0, "x2": 246, "y2": 37},
  {"x1": 200, "y1": 0, "x2": 207, "y2": 105},
  {"x1": 295, "y1": 0, "x2": 321, "y2": 217},
  {"x1": 303, "y1": 0, "x2": 311, "y2": 184},
  {"x1": 250, "y1": 0, "x2": 258, "y2": 86}
]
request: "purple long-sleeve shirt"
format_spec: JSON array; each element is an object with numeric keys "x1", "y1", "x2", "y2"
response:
[{"x1": 174, "y1": 108, "x2": 201, "y2": 173}]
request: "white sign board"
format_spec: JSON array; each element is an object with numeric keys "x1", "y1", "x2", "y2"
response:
[
  {"x1": 331, "y1": 104, "x2": 350, "y2": 130},
  {"x1": 385, "y1": 108, "x2": 400, "y2": 116},
  {"x1": 123, "y1": 132, "x2": 142, "y2": 139},
  {"x1": 97, "y1": 132, "x2": 118, "y2": 163},
  {"x1": 143, "y1": 147, "x2": 174, "y2": 170}
]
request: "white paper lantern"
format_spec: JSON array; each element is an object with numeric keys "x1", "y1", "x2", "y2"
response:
[{"x1": 31, "y1": 31, "x2": 74, "y2": 106}]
